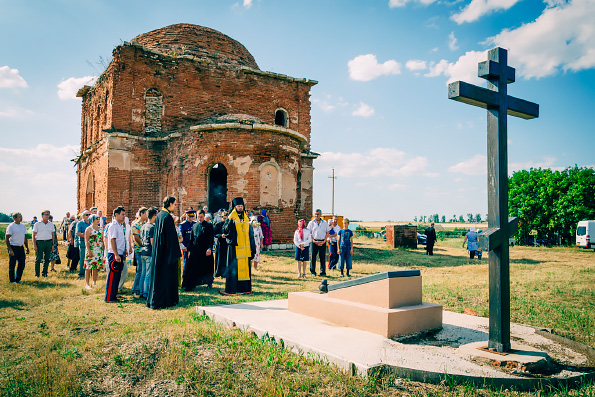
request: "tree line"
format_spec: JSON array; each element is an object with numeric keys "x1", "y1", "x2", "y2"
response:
[
  {"x1": 509, "y1": 166, "x2": 595, "y2": 245},
  {"x1": 414, "y1": 214, "x2": 485, "y2": 223}
]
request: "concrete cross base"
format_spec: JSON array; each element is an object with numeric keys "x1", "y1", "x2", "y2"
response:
[
  {"x1": 288, "y1": 291, "x2": 442, "y2": 338},
  {"x1": 196, "y1": 300, "x2": 594, "y2": 390},
  {"x1": 458, "y1": 341, "x2": 555, "y2": 374}
]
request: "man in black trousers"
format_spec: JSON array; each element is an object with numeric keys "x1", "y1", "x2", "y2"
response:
[{"x1": 424, "y1": 222, "x2": 437, "y2": 256}]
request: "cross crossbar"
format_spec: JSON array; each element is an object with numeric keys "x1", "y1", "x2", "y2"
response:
[
  {"x1": 448, "y1": 81, "x2": 539, "y2": 119},
  {"x1": 478, "y1": 217, "x2": 519, "y2": 252}
]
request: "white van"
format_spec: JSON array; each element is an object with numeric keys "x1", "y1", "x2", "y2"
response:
[{"x1": 576, "y1": 221, "x2": 595, "y2": 250}]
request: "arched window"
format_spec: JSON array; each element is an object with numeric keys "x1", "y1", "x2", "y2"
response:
[
  {"x1": 274, "y1": 108, "x2": 288, "y2": 127},
  {"x1": 259, "y1": 162, "x2": 281, "y2": 206},
  {"x1": 145, "y1": 88, "x2": 163, "y2": 134},
  {"x1": 208, "y1": 163, "x2": 228, "y2": 213},
  {"x1": 86, "y1": 172, "x2": 95, "y2": 209}
]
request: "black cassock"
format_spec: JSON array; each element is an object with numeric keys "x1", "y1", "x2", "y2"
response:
[
  {"x1": 182, "y1": 220, "x2": 215, "y2": 290},
  {"x1": 213, "y1": 220, "x2": 228, "y2": 278},
  {"x1": 222, "y1": 216, "x2": 256, "y2": 294},
  {"x1": 147, "y1": 209, "x2": 182, "y2": 309}
]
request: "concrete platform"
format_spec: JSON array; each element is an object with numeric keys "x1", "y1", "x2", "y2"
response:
[{"x1": 197, "y1": 299, "x2": 595, "y2": 390}]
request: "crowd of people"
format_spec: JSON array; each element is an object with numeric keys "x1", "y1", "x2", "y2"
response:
[{"x1": 5, "y1": 200, "x2": 359, "y2": 308}]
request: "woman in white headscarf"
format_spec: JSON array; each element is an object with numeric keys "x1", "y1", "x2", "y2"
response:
[{"x1": 462, "y1": 227, "x2": 479, "y2": 259}]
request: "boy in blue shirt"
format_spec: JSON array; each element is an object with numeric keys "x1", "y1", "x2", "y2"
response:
[{"x1": 337, "y1": 218, "x2": 354, "y2": 277}]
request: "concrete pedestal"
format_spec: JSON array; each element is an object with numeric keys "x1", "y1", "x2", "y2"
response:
[{"x1": 288, "y1": 270, "x2": 442, "y2": 338}]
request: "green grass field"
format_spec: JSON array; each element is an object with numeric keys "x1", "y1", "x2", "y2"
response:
[{"x1": 0, "y1": 236, "x2": 594, "y2": 396}]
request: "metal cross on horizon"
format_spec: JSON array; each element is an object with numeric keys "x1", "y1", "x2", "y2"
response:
[{"x1": 448, "y1": 47, "x2": 539, "y2": 353}]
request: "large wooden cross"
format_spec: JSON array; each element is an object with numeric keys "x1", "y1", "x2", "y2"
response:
[{"x1": 448, "y1": 47, "x2": 539, "y2": 352}]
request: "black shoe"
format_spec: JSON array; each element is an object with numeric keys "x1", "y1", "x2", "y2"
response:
[
  {"x1": 311, "y1": 272, "x2": 316, "y2": 276},
  {"x1": 341, "y1": 272, "x2": 344, "y2": 277},
  {"x1": 207, "y1": 284, "x2": 213, "y2": 289},
  {"x1": 320, "y1": 273, "x2": 327, "y2": 277}
]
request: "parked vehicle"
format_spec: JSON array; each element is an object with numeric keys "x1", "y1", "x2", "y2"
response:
[
  {"x1": 576, "y1": 220, "x2": 595, "y2": 250},
  {"x1": 417, "y1": 232, "x2": 427, "y2": 245},
  {"x1": 527, "y1": 236, "x2": 553, "y2": 247}
]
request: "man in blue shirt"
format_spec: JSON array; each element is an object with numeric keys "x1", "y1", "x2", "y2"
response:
[
  {"x1": 337, "y1": 218, "x2": 354, "y2": 277},
  {"x1": 76, "y1": 210, "x2": 91, "y2": 278}
]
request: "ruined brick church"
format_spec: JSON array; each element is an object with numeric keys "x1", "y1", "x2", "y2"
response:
[{"x1": 75, "y1": 24, "x2": 318, "y2": 243}]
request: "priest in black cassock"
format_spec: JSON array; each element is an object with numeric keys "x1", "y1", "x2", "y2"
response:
[
  {"x1": 147, "y1": 196, "x2": 182, "y2": 309},
  {"x1": 182, "y1": 210, "x2": 215, "y2": 291},
  {"x1": 220, "y1": 197, "x2": 255, "y2": 295},
  {"x1": 213, "y1": 210, "x2": 229, "y2": 278}
]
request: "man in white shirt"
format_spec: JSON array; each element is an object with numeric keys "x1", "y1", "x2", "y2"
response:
[
  {"x1": 33, "y1": 210, "x2": 56, "y2": 277},
  {"x1": 60, "y1": 212, "x2": 70, "y2": 241},
  {"x1": 327, "y1": 216, "x2": 341, "y2": 271},
  {"x1": 5, "y1": 212, "x2": 29, "y2": 283},
  {"x1": 105, "y1": 206, "x2": 127, "y2": 302},
  {"x1": 307, "y1": 209, "x2": 330, "y2": 277}
]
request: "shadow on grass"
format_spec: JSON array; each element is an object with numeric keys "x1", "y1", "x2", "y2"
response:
[
  {"x1": 512, "y1": 258, "x2": 545, "y2": 265},
  {"x1": 0, "y1": 299, "x2": 26, "y2": 310},
  {"x1": 354, "y1": 247, "x2": 475, "y2": 268},
  {"x1": 18, "y1": 280, "x2": 72, "y2": 288}
]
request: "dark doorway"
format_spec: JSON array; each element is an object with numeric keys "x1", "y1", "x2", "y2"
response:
[{"x1": 208, "y1": 163, "x2": 228, "y2": 213}]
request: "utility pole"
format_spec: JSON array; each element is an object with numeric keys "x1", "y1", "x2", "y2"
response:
[{"x1": 329, "y1": 168, "x2": 337, "y2": 215}]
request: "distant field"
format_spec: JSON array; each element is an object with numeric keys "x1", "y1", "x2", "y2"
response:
[{"x1": 356, "y1": 221, "x2": 489, "y2": 231}]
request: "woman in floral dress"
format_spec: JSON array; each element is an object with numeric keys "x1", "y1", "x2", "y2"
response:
[
  {"x1": 48, "y1": 215, "x2": 61, "y2": 272},
  {"x1": 251, "y1": 219, "x2": 264, "y2": 271},
  {"x1": 84, "y1": 214, "x2": 104, "y2": 289}
]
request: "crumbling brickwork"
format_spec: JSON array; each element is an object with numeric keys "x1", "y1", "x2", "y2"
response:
[{"x1": 75, "y1": 24, "x2": 318, "y2": 243}]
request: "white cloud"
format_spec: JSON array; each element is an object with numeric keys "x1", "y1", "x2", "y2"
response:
[
  {"x1": 0, "y1": 144, "x2": 79, "y2": 161},
  {"x1": 486, "y1": 0, "x2": 595, "y2": 78},
  {"x1": 425, "y1": 50, "x2": 487, "y2": 84},
  {"x1": 243, "y1": 0, "x2": 253, "y2": 8},
  {"x1": 452, "y1": 0, "x2": 522, "y2": 24},
  {"x1": 406, "y1": 60, "x2": 428, "y2": 71},
  {"x1": 388, "y1": 183, "x2": 407, "y2": 191},
  {"x1": 312, "y1": 95, "x2": 349, "y2": 113},
  {"x1": 315, "y1": 148, "x2": 429, "y2": 178},
  {"x1": 389, "y1": 0, "x2": 438, "y2": 7},
  {"x1": 0, "y1": 66, "x2": 28, "y2": 88},
  {"x1": 57, "y1": 76, "x2": 97, "y2": 100},
  {"x1": 448, "y1": 154, "x2": 487, "y2": 175},
  {"x1": 509, "y1": 156, "x2": 559, "y2": 174},
  {"x1": 30, "y1": 172, "x2": 77, "y2": 186},
  {"x1": 348, "y1": 54, "x2": 401, "y2": 82},
  {"x1": 0, "y1": 107, "x2": 34, "y2": 118},
  {"x1": 352, "y1": 102, "x2": 375, "y2": 117},
  {"x1": 448, "y1": 32, "x2": 459, "y2": 51},
  {"x1": 0, "y1": 162, "x2": 34, "y2": 176}
]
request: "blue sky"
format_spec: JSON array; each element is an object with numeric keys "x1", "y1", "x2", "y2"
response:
[{"x1": 1, "y1": 0, "x2": 594, "y2": 222}]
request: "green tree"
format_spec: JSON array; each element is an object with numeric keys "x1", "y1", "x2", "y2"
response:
[
  {"x1": 441, "y1": 215, "x2": 446, "y2": 223},
  {"x1": 0, "y1": 212, "x2": 12, "y2": 222},
  {"x1": 475, "y1": 213, "x2": 482, "y2": 223},
  {"x1": 508, "y1": 166, "x2": 595, "y2": 245},
  {"x1": 413, "y1": 216, "x2": 417, "y2": 222}
]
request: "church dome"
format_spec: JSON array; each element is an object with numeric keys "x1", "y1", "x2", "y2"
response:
[{"x1": 131, "y1": 23, "x2": 259, "y2": 69}]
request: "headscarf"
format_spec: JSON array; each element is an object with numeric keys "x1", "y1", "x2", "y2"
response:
[
  {"x1": 298, "y1": 219, "x2": 306, "y2": 240},
  {"x1": 88, "y1": 214, "x2": 99, "y2": 223},
  {"x1": 470, "y1": 227, "x2": 475, "y2": 232}
]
